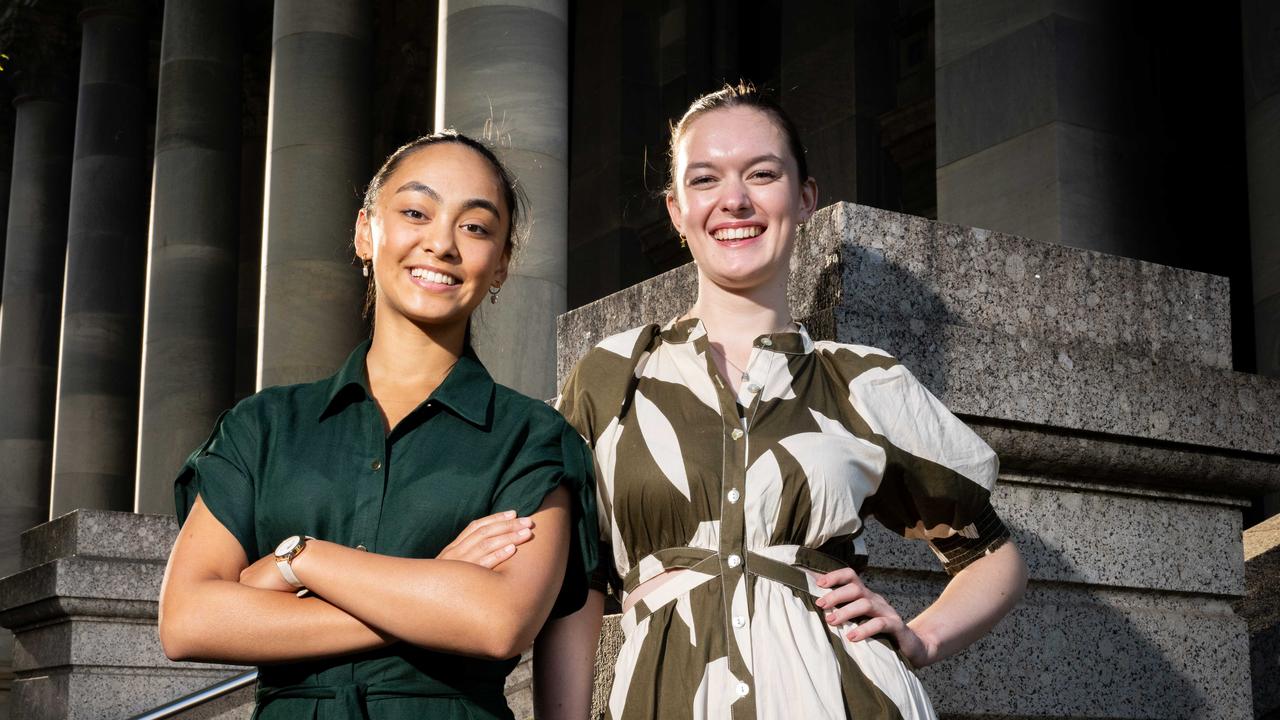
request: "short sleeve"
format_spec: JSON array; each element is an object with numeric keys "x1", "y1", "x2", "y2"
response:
[
  {"x1": 857, "y1": 362, "x2": 1011, "y2": 575},
  {"x1": 173, "y1": 406, "x2": 259, "y2": 563},
  {"x1": 554, "y1": 348, "x2": 626, "y2": 600},
  {"x1": 489, "y1": 411, "x2": 600, "y2": 619}
]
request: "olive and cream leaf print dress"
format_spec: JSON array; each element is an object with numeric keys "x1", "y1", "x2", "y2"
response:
[{"x1": 555, "y1": 318, "x2": 1010, "y2": 720}]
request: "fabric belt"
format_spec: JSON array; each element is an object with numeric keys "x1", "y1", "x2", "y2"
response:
[
  {"x1": 252, "y1": 677, "x2": 499, "y2": 719},
  {"x1": 621, "y1": 543, "x2": 854, "y2": 599}
]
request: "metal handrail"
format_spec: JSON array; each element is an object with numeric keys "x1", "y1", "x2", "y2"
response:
[{"x1": 128, "y1": 669, "x2": 258, "y2": 720}]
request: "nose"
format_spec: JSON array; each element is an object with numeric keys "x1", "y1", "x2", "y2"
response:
[
  {"x1": 720, "y1": 178, "x2": 752, "y2": 214},
  {"x1": 420, "y1": 219, "x2": 459, "y2": 260}
]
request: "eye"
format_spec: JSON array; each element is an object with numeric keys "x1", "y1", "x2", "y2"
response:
[
  {"x1": 749, "y1": 169, "x2": 780, "y2": 182},
  {"x1": 689, "y1": 175, "x2": 717, "y2": 186},
  {"x1": 401, "y1": 208, "x2": 428, "y2": 221},
  {"x1": 461, "y1": 222, "x2": 490, "y2": 236}
]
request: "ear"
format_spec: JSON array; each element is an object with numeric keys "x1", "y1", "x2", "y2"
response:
[
  {"x1": 492, "y1": 246, "x2": 511, "y2": 287},
  {"x1": 354, "y1": 208, "x2": 373, "y2": 261},
  {"x1": 665, "y1": 192, "x2": 684, "y2": 236},
  {"x1": 799, "y1": 177, "x2": 819, "y2": 221}
]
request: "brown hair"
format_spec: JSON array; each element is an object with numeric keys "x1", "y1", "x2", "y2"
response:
[{"x1": 665, "y1": 81, "x2": 810, "y2": 198}]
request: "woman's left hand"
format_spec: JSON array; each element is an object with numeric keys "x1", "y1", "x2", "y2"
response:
[
  {"x1": 814, "y1": 567, "x2": 932, "y2": 668},
  {"x1": 240, "y1": 554, "x2": 299, "y2": 593}
]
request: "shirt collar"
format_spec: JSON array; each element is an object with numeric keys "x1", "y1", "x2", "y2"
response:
[
  {"x1": 319, "y1": 339, "x2": 495, "y2": 427},
  {"x1": 658, "y1": 316, "x2": 814, "y2": 355}
]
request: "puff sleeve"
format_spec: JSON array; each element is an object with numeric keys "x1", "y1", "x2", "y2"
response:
[
  {"x1": 857, "y1": 362, "x2": 1011, "y2": 575},
  {"x1": 489, "y1": 406, "x2": 600, "y2": 619},
  {"x1": 173, "y1": 404, "x2": 260, "y2": 563},
  {"x1": 553, "y1": 350, "x2": 626, "y2": 599}
]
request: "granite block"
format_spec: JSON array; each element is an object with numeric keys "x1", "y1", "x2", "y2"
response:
[
  {"x1": 21, "y1": 509, "x2": 178, "y2": 567},
  {"x1": 1238, "y1": 514, "x2": 1280, "y2": 718},
  {"x1": 12, "y1": 666, "x2": 247, "y2": 720},
  {"x1": 825, "y1": 203, "x2": 1232, "y2": 371},
  {"x1": 975, "y1": 422, "x2": 1280, "y2": 497},
  {"x1": 862, "y1": 476, "x2": 1246, "y2": 597}
]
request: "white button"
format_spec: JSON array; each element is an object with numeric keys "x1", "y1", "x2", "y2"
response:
[
  {"x1": 735, "y1": 682, "x2": 750, "y2": 696},
  {"x1": 727, "y1": 489, "x2": 740, "y2": 503},
  {"x1": 747, "y1": 383, "x2": 761, "y2": 394},
  {"x1": 727, "y1": 554, "x2": 741, "y2": 568},
  {"x1": 731, "y1": 428, "x2": 744, "y2": 440},
  {"x1": 733, "y1": 615, "x2": 747, "y2": 628},
  {"x1": 760, "y1": 338, "x2": 773, "y2": 347}
]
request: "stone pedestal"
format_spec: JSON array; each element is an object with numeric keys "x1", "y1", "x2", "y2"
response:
[
  {"x1": 0, "y1": 511, "x2": 249, "y2": 719},
  {"x1": 1238, "y1": 514, "x2": 1280, "y2": 719},
  {"x1": 559, "y1": 202, "x2": 1280, "y2": 719}
]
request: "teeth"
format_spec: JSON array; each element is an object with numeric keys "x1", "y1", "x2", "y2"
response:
[
  {"x1": 410, "y1": 268, "x2": 457, "y2": 285},
  {"x1": 712, "y1": 226, "x2": 764, "y2": 240}
]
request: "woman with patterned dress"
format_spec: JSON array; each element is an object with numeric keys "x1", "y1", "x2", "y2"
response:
[
  {"x1": 533, "y1": 85, "x2": 1028, "y2": 720},
  {"x1": 158, "y1": 132, "x2": 597, "y2": 720}
]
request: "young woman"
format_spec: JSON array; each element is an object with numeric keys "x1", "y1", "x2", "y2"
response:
[
  {"x1": 534, "y1": 84, "x2": 1028, "y2": 719},
  {"x1": 158, "y1": 131, "x2": 597, "y2": 720}
]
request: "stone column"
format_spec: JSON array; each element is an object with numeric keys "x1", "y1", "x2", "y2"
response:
[
  {"x1": 1242, "y1": 0, "x2": 1280, "y2": 378},
  {"x1": 436, "y1": 0, "x2": 569, "y2": 399},
  {"x1": 933, "y1": 1, "x2": 1153, "y2": 259},
  {"x1": 48, "y1": 1, "x2": 150, "y2": 517},
  {"x1": 257, "y1": 0, "x2": 371, "y2": 389},
  {"x1": 0, "y1": 95, "x2": 76, "y2": 720},
  {"x1": 134, "y1": 0, "x2": 241, "y2": 515}
]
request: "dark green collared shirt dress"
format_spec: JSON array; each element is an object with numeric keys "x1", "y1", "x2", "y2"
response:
[{"x1": 175, "y1": 340, "x2": 597, "y2": 720}]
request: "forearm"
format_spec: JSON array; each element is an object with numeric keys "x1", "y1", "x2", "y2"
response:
[
  {"x1": 534, "y1": 589, "x2": 605, "y2": 720},
  {"x1": 159, "y1": 578, "x2": 390, "y2": 664},
  {"x1": 292, "y1": 540, "x2": 560, "y2": 659},
  {"x1": 906, "y1": 541, "x2": 1027, "y2": 666}
]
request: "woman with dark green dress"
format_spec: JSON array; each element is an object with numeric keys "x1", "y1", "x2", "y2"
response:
[{"x1": 158, "y1": 132, "x2": 597, "y2": 720}]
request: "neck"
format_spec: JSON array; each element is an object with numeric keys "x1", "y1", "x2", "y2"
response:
[
  {"x1": 687, "y1": 271, "x2": 791, "y2": 343},
  {"x1": 365, "y1": 309, "x2": 467, "y2": 400}
]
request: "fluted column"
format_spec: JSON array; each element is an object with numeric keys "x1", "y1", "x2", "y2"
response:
[
  {"x1": 436, "y1": 0, "x2": 569, "y2": 399},
  {"x1": 49, "y1": 1, "x2": 150, "y2": 517},
  {"x1": 257, "y1": 0, "x2": 371, "y2": 388},
  {"x1": 1243, "y1": 0, "x2": 1280, "y2": 378},
  {"x1": 134, "y1": 0, "x2": 241, "y2": 514}
]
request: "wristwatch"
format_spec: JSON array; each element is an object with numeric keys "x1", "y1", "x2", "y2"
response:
[{"x1": 274, "y1": 535, "x2": 313, "y2": 588}]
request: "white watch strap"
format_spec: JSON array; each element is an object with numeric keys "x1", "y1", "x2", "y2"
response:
[{"x1": 275, "y1": 557, "x2": 303, "y2": 588}]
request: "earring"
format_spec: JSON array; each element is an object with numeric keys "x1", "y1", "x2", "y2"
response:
[
  {"x1": 489, "y1": 285, "x2": 501, "y2": 304},
  {"x1": 361, "y1": 258, "x2": 371, "y2": 278},
  {"x1": 679, "y1": 234, "x2": 687, "y2": 248}
]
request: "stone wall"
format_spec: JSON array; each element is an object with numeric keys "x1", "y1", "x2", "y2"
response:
[{"x1": 558, "y1": 202, "x2": 1280, "y2": 719}]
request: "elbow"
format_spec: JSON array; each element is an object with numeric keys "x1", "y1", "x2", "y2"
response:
[
  {"x1": 476, "y1": 624, "x2": 536, "y2": 661},
  {"x1": 158, "y1": 616, "x2": 195, "y2": 661}
]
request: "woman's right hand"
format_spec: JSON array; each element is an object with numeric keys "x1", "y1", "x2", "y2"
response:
[{"x1": 436, "y1": 510, "x2": 535, "y2": 569}]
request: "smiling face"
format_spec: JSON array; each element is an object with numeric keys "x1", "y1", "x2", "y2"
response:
[
  {"x1": 666, "y1": 106, "x2": 818, "y2": 293},
  {"x1": 354, "y1": 142, "x2": 511, "y2": 335}
]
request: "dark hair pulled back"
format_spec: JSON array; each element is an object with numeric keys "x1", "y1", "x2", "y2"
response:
[{"x1": 357, "y1": 130, "x2": 523, "y2": 327}]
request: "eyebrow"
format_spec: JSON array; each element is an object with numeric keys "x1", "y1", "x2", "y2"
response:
[
  {"x1": 684, "y1": 154, "x2": 786, "y2": 173},
  {"x1": 394, "y1": 181, "x2": 441, "y2": 201},
  {"x1": 461, "y1": 198, "x2": 501, "y2": 219},
  {"x1": 394, "y1": 182, "x2": 501, "y2": 219}
]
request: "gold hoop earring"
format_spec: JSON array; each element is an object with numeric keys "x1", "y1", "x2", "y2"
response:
[{"x1": 489, "y1": 285, "x2": 501, "y2": 304}]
